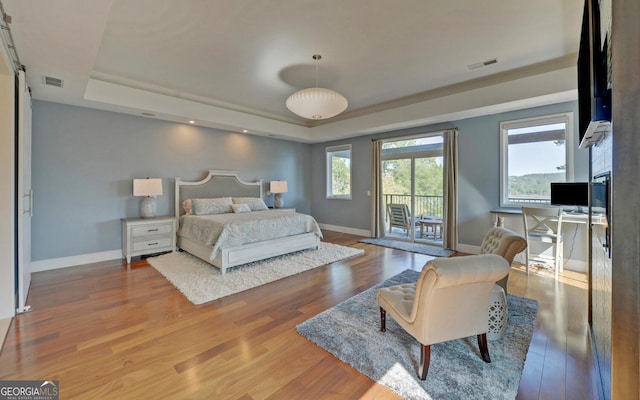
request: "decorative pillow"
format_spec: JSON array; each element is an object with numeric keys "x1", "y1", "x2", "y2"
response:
[
  {"x1": 231, "y1": 203, "x2": 251, "y2": 213},
  {"x1": 182, "y1": 199, "x2": 193, "y2": 215},
  {"x1": 232, "y1": 197, "x2": 269, "y2": 211},
  {"x1": 191, "y1": 197, "x2": 233, "y2": 215}
]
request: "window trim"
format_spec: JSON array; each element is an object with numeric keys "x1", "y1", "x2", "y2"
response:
[
  {"x1": 326, "y1": 144, "x2": 352, "y2": 200},
  {"x1": 499, "y1": 112, "x2": 574, "y2": 207}
]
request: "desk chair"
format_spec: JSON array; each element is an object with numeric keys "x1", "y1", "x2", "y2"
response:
[
  {"x1": 479, "y1": 226, "x2": 527, "y2": 293},
  {"x1": 522, "y1": 207, "x2": 563, "y2": 278}
]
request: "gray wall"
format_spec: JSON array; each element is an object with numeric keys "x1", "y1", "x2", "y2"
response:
[
  {"x1": 310, "y1": 122, "x2": 455, "y2": 231},
  {"x1": 32, "y1": 101, "x2": 311, "y2": 261},
  {"x1": 32, "y1": 99, "x2": 586, "y2": 261},
  {"x1": 456, "y1": 101, "x2": 587, "y2": 245},
  {"x1": 310, "y1": 100, "x2": 587, "y2": 248}
]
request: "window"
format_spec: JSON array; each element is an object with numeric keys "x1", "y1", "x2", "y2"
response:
[
  {"x1": 500, "y1": 113, "x2": 574, "y2": 207},
  {"x1": 326, "y1": 144, "x2": 352, "y2": 199}
]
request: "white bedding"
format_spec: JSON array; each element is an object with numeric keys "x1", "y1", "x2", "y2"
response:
[{"x1": 178, "y1": 210, "x2": 323, "y2": 260}]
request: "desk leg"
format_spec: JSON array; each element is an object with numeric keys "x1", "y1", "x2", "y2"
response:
[{"x1": 494, "y1": 216, "x2": 505, "y2": 227}]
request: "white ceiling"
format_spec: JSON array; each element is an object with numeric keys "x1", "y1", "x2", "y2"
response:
[{"x1": 3, "y1": 0, "x2": 583, "y2": 143}]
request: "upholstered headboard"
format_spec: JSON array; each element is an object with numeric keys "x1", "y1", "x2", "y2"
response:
[{"x1": 174, "y1": 170, "x2": 263, "y2": 216}]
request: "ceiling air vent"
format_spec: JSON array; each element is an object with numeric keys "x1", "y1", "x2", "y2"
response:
[
  {"x1": 42, "y1": 75, "x2": 64, "y2": 88},
  {"x1": 467, "y1": 58, "x2": 498, "y2": 70}
]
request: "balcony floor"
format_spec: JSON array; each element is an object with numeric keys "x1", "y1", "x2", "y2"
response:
[{"x1": 385, "y1": 225, "x2": 444, "y2": 246}]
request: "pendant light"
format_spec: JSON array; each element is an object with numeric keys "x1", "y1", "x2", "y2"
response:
[{"x1": 286, "y1": 54, "x2": 348, "y2": 120}]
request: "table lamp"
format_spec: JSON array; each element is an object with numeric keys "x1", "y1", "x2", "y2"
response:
[
  {"x1": 133, "y1": 178, "x2": 163, "y2": 218},
  {"x1": 270, "y1": 180, "x2": 288, "y2": 208}
]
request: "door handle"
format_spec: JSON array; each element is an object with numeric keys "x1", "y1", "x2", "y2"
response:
[{"x1": 24, "y1": 189, "x2": 33, "y2": 217}]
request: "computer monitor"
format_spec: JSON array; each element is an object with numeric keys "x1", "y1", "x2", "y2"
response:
[{"x1": 550, "y1": 182, "x2": 589, "y2": 212}]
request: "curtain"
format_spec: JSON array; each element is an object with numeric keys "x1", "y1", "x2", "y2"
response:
[
  {"x1": 442, "y1": 129, "x2": 458, "y2": 250},
  {"x1": 370, "y1": 140, "x2": 385, "y2": 237}
]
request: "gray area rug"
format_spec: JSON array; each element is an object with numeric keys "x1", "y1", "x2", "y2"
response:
[
  {"x1": 360, "y1": 238, "x2": 455, "y2": 257},
  {"x1": 148, "y1": 242, "x2": 364, "y2": 305},
  {"x1": 296, "y1": 269, "x2": 538, "y2": 400}
]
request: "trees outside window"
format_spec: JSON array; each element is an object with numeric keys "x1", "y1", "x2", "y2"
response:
[
  {"x1": 381, "y1": 135, "x2": 444, "y2": 221},
  {"x1": 326, "y1": 145, "x2": 351, "y2": 199}
]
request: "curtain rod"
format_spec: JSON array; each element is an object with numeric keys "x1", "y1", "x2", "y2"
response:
[{"x1": 371, "y1": 127, "x2": 458, "y2": 141}]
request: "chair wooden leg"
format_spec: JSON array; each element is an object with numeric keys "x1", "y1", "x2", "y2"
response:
[
  {"x1": 418, "y1": 343, "x2": 431, "y2": 380},
  {"x1": 379, "y1": 307, "x2": 386, "y2": 332},
  {"x1": 477, "y1": 333, "x2": 491, "y2": 363}
]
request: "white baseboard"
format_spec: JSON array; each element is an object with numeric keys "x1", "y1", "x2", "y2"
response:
[
  {"x1": 30, "y1": 227, "x2": 371, "y2": 272},
  {"x1": 31, "y1": 250, "x2": 122, "y2": 272},
  {"x1": 318, "y1": 223, "x2": 371, "y2": 238}
]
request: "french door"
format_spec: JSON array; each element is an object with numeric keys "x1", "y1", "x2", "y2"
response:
[{"x1": 381, "y1": 134, "x2": 444, "y2": 245}]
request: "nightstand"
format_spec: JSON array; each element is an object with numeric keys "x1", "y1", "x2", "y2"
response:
[{"x1": 121, "y1": 216, "x2": 176, "y2": 263}]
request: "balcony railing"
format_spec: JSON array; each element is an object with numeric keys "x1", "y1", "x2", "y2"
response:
[
  {"x1": 383, "y1": 194, "x2": 443, "y2": 218},
  {"x1": 383, "y1": 194, "x2": 550, "y2": 220},
  {"x1": 507, "y1": 197, "x2": 551, "y2": 204}
]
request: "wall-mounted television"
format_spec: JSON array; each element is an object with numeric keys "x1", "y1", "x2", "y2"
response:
[
  {"x1": 550, "y1": 182, "x2": 589, "y2": 212},
  {"x1": 577, "y1": 0, "x2": 611, "y2": 149}
]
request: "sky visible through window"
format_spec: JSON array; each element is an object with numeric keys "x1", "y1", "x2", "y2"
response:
[{"x1": 508, "y1": 123, "x2": 566, "y2": 177}]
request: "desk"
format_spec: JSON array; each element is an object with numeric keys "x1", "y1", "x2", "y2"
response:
[
  {"x1": 490, "y1": 208, "x2": 606, "y2": 226},
  {"x1": 489, "y1": 208, "x2": 607, "y2": 272}
]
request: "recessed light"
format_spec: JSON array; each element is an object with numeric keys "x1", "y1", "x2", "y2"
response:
[
  {"x1": 189, "y1": 120, "x2": 195, "y2": 124},
  {"x1": 242, "y1": 129, "x2": 248, "y2": 133}
]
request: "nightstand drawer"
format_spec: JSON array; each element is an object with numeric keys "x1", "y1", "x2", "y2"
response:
[
  {"x1": 132, "y1": 223, "x2": 173, "y2": 237},
  {"x1": 132, "y1": 237, "x2": 173, "y2": 252}
]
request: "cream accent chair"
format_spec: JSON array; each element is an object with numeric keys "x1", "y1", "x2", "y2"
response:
[
  {"x1": 480, "y1": 226, "x2": 527, "y2": 294},
  {"x1": 376, "y1": 254, "x2": 510, "y2": 380},
  {"x1": 522, "y1": 207, "x2": 563, "y2": 278}
]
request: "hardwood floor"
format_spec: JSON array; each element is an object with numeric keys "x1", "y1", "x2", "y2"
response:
[{"x1": 0, "y1": 231, "x2": 600, "y2": 399}]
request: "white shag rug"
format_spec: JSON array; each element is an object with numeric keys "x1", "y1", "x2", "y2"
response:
[{"x1": 147, "y1": 242, "x2": 364, "y2": 305}]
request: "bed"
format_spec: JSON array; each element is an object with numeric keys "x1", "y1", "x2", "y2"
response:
[{"x1": 175, "y1": 170, "x2": 322, "y2": 274}]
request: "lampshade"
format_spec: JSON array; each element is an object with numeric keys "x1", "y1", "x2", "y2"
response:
[
  {"x1": 270, "y1": 181, "x2": 288, "y2": 194},
  {"x1": 286, "y1": 87, "x2": 348, "y2": 120},
  {"x1": 286, "y1": 54, "x2": 348, "y2": 120},
  {"x1": 133, "y1": 178, "x2": 163, "y2": 197}
]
